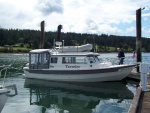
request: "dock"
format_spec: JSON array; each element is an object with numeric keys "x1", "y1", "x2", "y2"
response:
[
  {"x1": 128, "y1": 67, "x2": 150, "y2": 113},
  {"x1": 0, "y1": 94, "x2": 8, "y2": 113}
]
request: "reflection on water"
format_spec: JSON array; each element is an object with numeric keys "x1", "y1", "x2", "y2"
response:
[{"x1": 24, "y1": 79, "x2": 135, "y2": 113}]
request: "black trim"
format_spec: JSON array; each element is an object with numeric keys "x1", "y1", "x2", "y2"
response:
[{"x1": 25, "y1": 65, "x2": 135, "y2": 75}]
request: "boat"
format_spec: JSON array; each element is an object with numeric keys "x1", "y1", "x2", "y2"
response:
[
  {"x1": 23, "y1": 42, "x2": 136, "y2": 82},
  {"x1": 0, "y1": 65, "x2": 18, "y2": 112}
]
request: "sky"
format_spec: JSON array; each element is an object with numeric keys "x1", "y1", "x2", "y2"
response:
[{"x1": 0, "y1": 0, "x2": 150, "y2": 38}]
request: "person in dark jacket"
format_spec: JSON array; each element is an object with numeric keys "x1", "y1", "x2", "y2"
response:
[{"x1": 117, "y1": 48, "x2": 125, "y2": 65}]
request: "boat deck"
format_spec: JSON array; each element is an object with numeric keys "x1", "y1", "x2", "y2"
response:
[{"x1": 136, "y1": 73, "x2": 150, "y2": 113}]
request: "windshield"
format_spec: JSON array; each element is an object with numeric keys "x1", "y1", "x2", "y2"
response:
[
  {"x1": 29, "y1": 52, "x2": 50, "y2": 69},
  {"x1": 87, "y1": 56, "x2": 99, "y2": 63}
]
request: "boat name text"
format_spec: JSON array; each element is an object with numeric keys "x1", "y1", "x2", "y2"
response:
[{"x1": 65, "y1": 65, "x2": 80, "y2": 68}]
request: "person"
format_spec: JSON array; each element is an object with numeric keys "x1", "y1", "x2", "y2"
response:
[{"x1": 117, "y1": 48, "x2": 125, "y2": 65}]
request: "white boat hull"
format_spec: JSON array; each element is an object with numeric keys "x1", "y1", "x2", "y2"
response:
[{"x1": 24, "y1": 65, "x2": 134, "y2": 82}]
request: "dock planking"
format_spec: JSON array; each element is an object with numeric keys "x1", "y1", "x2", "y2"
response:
[{"x1": 128, "y1": 72, "x2": 150, "y2": 113}]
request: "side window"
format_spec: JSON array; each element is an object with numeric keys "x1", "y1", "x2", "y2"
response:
[
  {"x1": 62, "y1": 57, "x2": 87, "y2": 64},
  {"x1": 62, "y1": 57, "x2": 72, "y2": 64},
  {"x1": 76, "y1": 57, "x2": 87, "y2": 64},
  {"x1": 51, "y1": 57, "x2": 58, "y2": 63},
  {"x1": 62, "y1": 57, "x2": 67, "y2": 63}
]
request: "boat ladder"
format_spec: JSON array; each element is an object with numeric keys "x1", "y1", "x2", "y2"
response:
[{"x1": 0, "y1": 65, "x2": 18, "y2": 96}]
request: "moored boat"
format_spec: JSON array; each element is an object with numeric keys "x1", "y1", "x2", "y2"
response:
[{"x1": 23, "y1": 42, "x2": 136, "y2": 82}]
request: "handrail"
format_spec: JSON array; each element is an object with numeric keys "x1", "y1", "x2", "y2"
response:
[
  {"x1": 0, "y1": 64, "x2": 18, "y2": 96},
  {"x1": 0, "y1": 64, "x2": 11, "y2": 87},
  {"x1": 99, "y1": 56, "x2": 137, "y2": 66}
]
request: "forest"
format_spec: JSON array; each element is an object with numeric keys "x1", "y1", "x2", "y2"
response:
[{"x1": 0, "y1": 28, "x2": 150, "y2": 53}]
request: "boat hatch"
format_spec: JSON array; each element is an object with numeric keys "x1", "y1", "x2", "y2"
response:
[{"x1": 29, "y1": 52, "x2": 50, "y2": 69}]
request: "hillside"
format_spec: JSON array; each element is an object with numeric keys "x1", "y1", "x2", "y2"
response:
[{"x1": 0, "y1": 28, "x2": 150, "y2": 53}]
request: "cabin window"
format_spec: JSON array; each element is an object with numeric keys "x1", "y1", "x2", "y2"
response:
[
  {"x1": 39, "y1": 53, "x2": 48, "y2": 65},
  {"x1": 51, "y1": 57, "x2": 58, "y2": 63},
  {"x1": 62, "y1": 57, "x2": 86, "y2": 64},
  {"x1": 87, "y1": 56, "x2": 96, "y2": 63},
  {"x1": 62, "y1": 57, "x2": 67, "y2": 63},
  {"x1": 30, "y1": 52, "x2": 50, "y2": 69},
  {"x1": 76, "y1": 57, "x2": 87, "y2": 64},
  {"x1": 31, "y1": 54, "x2": 38, "y2": 64},
  {"x1": 94, "y1": 56, "x2": 100, "y2": 62}
]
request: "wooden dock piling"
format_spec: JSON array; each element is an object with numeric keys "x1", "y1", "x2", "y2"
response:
[
  {"x1": 40, "y1": 21, "x2": 45, "y2": 49},
  {"x1": 136, "y1": 8, "x2": 142, "y2": 72}
]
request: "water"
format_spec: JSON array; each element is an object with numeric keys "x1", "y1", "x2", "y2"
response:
[{"x1": 0, "y1": 53, "x2": 150, "y2": 113}]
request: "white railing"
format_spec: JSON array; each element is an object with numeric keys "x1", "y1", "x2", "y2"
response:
[
  {"x1": 99, "y1": 56, "x2": 137, "y2": 65},
  {"x1": 0, "y1": 64, "x2": 12, "y2": 86}
]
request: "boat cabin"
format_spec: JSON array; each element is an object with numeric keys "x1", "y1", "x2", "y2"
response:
[{"x1": 29, "y1": 49, "x2": 101, "y2": 70}]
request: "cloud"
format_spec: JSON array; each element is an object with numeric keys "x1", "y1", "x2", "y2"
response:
[
  {"x1": 126, "y1": 27, "x2": 135, "y2": 33},
  {"x1": 37, "y1": 0, "x2": 63, "y2": 16},
  {"x1": 0, "y1": 0, "x2": 150, "y2": 37},
  {"x1": 98, "y1": 24, "x2": 123, "y2": 35}
]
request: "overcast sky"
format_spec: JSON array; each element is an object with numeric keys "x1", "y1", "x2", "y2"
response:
[{"x1": 0, "y1": 0, "x2": 150, "y2": 38}]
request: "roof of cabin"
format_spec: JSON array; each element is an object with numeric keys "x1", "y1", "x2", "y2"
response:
[
  {"x1": 52, "y1": 52, "x2": 99, "y2": 56},
  {"x1": 29, "y1": 49, "x2": 100, "y2": 56}
]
